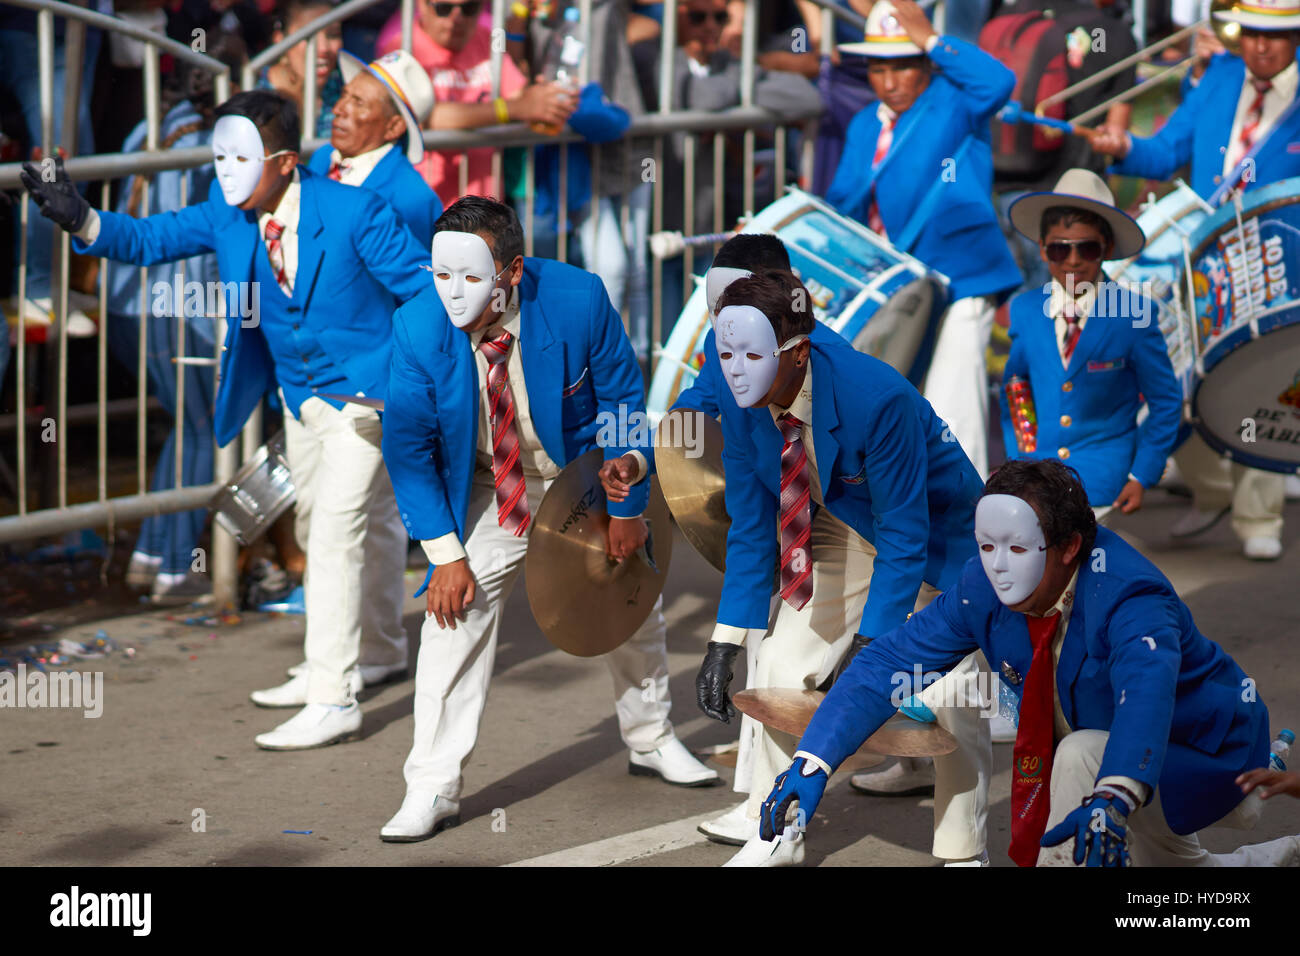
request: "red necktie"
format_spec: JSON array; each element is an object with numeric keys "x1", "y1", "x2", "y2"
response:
[
  {"x1": 264, "y1": 218, "x2": 291, "y2": 296},
  {"x1": 1061, "y1": 301, "x2": 1081, "y2": 362},
  {"x1": 328, "y1": 159, "x2": 348, "y2": 181},
  {"x1": 1008, "y1": 610, "x2": 1061, "y2": 867},
  {"x1": 777, "y1": 412, "x2": 813, "y2": 611},
  {"x1": 479, "y1": 330, "x2": 531, "y2": 536},
  {"x1": 866, "y1": 110, "x2": 896, "y2": 237},
  {"x1": 1238, "y1": 79, "x2": 1272, "y2": 157}
]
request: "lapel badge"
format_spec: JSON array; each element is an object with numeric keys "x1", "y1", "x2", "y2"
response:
[{"x1": 1001, "y1": 661, "x2": 1021, "y2": 685}]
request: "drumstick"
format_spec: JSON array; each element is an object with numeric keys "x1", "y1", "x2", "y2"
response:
[
  {"x1": 648, "y1": 230, "x2": 737, "y2": 260},
  {"x1": 998, "y1": 102, "x2": 1099, "y2": 143}
]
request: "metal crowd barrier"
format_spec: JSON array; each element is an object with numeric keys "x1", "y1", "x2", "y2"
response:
[{"x1": 0, "y1": 0, "x2": 840, "y2": 605}]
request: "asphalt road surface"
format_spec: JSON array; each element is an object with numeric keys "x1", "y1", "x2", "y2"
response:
[{"x1": 3, "y1": 489, "x2": 1298, "y2": 867}]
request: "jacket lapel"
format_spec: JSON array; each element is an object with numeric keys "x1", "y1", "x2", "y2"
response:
[
  {"x1": 293, "y1": 170, "x2": 326, "y2": 308},
  {"x1": 810, "y1": 349, "x2": 841, "y2": 501},
  {"x1": 517, "y1": 265, "x2": 564, "y2": 462},
  {"x1": 1056, "y1": 595, "x2": 1088, "y2": 727}
]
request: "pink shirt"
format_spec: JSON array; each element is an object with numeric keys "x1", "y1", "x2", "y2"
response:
[{"x1": 377, "y1": 15, "x2": 527, "y2": 207}]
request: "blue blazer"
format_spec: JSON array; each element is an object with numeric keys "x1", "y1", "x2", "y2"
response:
[
  {"x1": 1114, "y1": 52, "x2": 1300, "y2": 198},
  {"x1": 1000, "y1": 280, "x2": 1183, "y2": 506},
  {"x1": 382, "y1": 258, "x2": 653, "y2": 557},
  {"x1": 825, "y1": 36, "x2": 1021, "y2": 302},
  {"x1": 803, "y1": 528, "x2": 1270, "y2": 836},
  {"x1": 716, "y1": 342, "x2": 983, "y2": 639},
  {"x1": 307, "y1": 143, "x2": 443, "y2": 248},
  {"x1": 75, "y1": 168, "x2": 430, "y2": 445}
]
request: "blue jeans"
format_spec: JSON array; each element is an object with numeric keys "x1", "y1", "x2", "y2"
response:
[{"x1": 0, "y1": 27, "x2": 101, "y2": 299}]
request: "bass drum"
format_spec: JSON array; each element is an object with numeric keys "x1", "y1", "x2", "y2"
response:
[
  {"x1": 647, "y1": 189, "x2": 949, "y2": 421},
  {"x1": 1183, "y1": 178, "x2": 1300, "y2": 474}
]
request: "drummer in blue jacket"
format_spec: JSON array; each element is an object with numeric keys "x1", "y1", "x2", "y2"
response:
[
  {"x1": 21, "y1": 90, "x2": 431, "y2": 752},
  {"x1": 307, "y1": 50, "x2": 443, "y2": 247},
  {"x1": 827, "y1": 0, "x2": 1021, "y2": 480},
  {"x1": 1000, "y1": 170, "x2": 1182, "y2": 521},
  {"x1": 681, "y1": 269, "x2": 991, "y2": 867},
  {"x1": 759, "y1": 458, "x2": 1296, "y2": 867},
  {"x1": 1090, "y1": 3, "x2": 1297, "y2": 560}
]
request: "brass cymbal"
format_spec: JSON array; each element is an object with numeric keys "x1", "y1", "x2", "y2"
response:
[
  {"x1": 653, "y1": 407, "x2": 728, "y2": 572},
  {"x1": 525, "y1": 449, "x2": 674, "y2": 657},
  {"x1": 319, "y1": 393, "x2": 385, "y2": 411},
  {"x1": 733, "y1": 688, "x2": 958, "y2": 759}
]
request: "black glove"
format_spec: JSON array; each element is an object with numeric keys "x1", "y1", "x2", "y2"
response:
[
  {"x1": 696, "y1": 641, "x2": 741, "y2": 723},
  {"x1": 19, "y1": 155, "x2": 90, "y2": 232},
  {"x1": 831, "y1": 633, "x2": 872, "y2": 685}
]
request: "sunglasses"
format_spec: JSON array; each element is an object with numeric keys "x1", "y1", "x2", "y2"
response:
[
  {"x1": 1044, "y1": 239, "x2": 1103, "y2": 263},
  {"x1": 429, "y1": 0, "x2": 482, "y2": 16},
  {"x1": 685, "y1": 10, "x2": 729, "y2": 25}
]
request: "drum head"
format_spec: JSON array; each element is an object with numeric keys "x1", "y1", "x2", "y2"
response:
[
  {"x1": 847, "y1": 276, "x2": 940, "y2": 381},
  {"x1": 1193, "y1": 320, "x2": 1300, "y2": 473}
]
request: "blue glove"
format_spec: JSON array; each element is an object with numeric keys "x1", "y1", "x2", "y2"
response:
[
  {"x1": 1040, "y1": 791, "x2": 1132, "y2": 867},
  {"x1": 759, "y1": 756, "x2": 829, "y2": 842}
]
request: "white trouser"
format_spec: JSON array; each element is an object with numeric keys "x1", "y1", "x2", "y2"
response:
[
  {"x1": 923, "y1": 295, "x2": 996, "y2": 480},
  {"x1": 283, "y1": 396, "x2": 408, "y2": 705},
  {"x1": 403, "y1": 474, "x2": 677, "y2": 800},
  {"x1": 1037, "y1": 729, "x2": 1263, "y2": 867},
  {"x1": 743, "y1": 508, "x2": 992, "y2": 860},
  {"x1": 1174, "y1": 432, "x2": 1284, "y2": 542}
]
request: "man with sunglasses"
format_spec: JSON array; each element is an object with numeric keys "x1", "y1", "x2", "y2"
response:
[
  {"x1": 828, "y1": 0, "x2": 1021, "y2": 481},
  {"x1": 377, "y1": 196, "x2": 718, "y2": 843},
  {"x1": 20, "y1": 90, "x2": 432, "y2": 750},
  {"x1": 376, "y1": 0, "x2": 578, "y2": 207},
  {"x1": 999, "y1": 170, "x2": 1181, "y2": 522},
  {"x1": 1090, "y1": 1, "x2": 1298, "y2": 561},
  {"x1": 758, "y1": 458, "x2": 1296, "y2": 868}
]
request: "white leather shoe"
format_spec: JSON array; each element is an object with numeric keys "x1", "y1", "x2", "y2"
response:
[
  {"x1": 125, "y1": 552, "x2": 161, "y2": 590},
  {"x1": 1210, "y1": 835, "x2": 1300, "y2": 867},
  {"x1": 250, "y1": 672, "x2": 310, "y2": 708},
  {"x1": 1170, "y1": 505, "x2": 1229, "y2": 539},
  {"x1": 284, "y1": 661, "x2": 407, "y2": 689},
  {"x1": 850, "y1": 757, "x2": 935, "y2": 796},
  {"x1": 722, "y1": 832, "x2": 806, "y2": 867},
  {"x1": 254, "y1": 702, "x2": 361, "y2": 750},
  {"x1": 380, "y1": 791, "x2": 461, "y2": 843},
  {"x1": 629, "y1": 737, "x2": 721, "y2": 787},
  {"x1": 1243, "y1": 536, "x2": 1282, "y2": 561},
  {"x1": 698, "y1": 800, "x2": 758, "y2": 846}
]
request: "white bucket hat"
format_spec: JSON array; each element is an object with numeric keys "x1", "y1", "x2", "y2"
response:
[
  {"x1": 1215, "y1": 0, "x2": 1300, "y2": 32},
  {"x1": 338, "y1": 49, "x2": 434, "y2": 165},
  {"x1": 839, "y1": 1, "x2": 924, "y2": 57},
  {"x1": 1009, "y1": 168, "x2": 1146, "y2": 260}
]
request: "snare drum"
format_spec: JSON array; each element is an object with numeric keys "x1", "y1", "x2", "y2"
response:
[
  {"x1": 647, "y1": 189, "x2": 950, "y2": 421},
  {"x1": 1182, "y1": 179, "x2": 1300, "y2": 474},
  {"x1": 210, "y1": 431, "x2": 297, "y2": 546}
]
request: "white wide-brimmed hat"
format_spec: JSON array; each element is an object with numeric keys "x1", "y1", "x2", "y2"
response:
[
  {"x1": 839, "y1": 1, "x2": 924, "y2": 57},
  {"x1": 339, "y1": 49, "x2": 433, "y2": 165},
  {"x1": 1215, "y1": 0, "x2": 1300, "y2": 31},
  {"x1": 1009, "y1": 168, "x2": 1146, "y2": 259}
]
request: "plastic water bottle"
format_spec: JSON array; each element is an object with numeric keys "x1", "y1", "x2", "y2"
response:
[
  {"x1": 1269, "y1": 729, "x2": 1294, "y2": 771},
  {"x1": 531, "y1": 5, "x2": 584, "y2": 135}
]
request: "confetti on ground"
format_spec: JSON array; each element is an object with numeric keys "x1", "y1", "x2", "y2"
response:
[{"x1": 282, "y1": 830, "x2": 313, "y2": 835}]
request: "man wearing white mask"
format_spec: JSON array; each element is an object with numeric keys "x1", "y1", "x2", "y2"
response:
[
  {"x1": 762, "y1": 458, "x2": 1298, "y2": 867},
  {"x1": 686, "y1": 270, "x2": 991, "y2": 867},
  {"x1": 21, "y1": 91, "x2": 431, "y2": 750},
  {"x1": 306, "y1": 49, "x2": 443, "y2": 247},
  {"x1": 378, "y1": 196, "x2": 718, "y2": 843}
]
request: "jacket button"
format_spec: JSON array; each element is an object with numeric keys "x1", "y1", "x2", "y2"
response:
[
  {"x1": 1060, "y1": 414, "x2": 1072, "y2": 427},
  {"x1": 1058, "y1": 447, "x2": 1070, "y2": 460},
  {"x1": 1062, "y1": 381, "x2": 1073, "y2": 392},
  {"x1": 293, "y1": 323, "x2": 300, "y2": 330},
  {"x1": 1214, "y1": 175, "x2": 1222, "y2": 183}
]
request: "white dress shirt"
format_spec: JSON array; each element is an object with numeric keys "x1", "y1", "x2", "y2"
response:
[
  {"x1": 1047, "y1": 278, "x2": 1096, "y2": 368},
  {"x1": 256, "y1": 169, "x2": 302, "y2": 293},
  {"x1": 1224, "y1": 61, "x2": 1299, "y2": 175},
  {"x1": 327, "y1": 141, "x2": 395, "y2": 187}
]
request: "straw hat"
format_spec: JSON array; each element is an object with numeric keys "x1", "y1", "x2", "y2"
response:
[
  {"x1": 338, "y1": 49, "x2": 434, "y2": 165},
  {"x1": 839, "y1": 1, "x2": 924, "y2": 57},
  {"x1": 1215, "y1": 0, "x2": 1300, "y2": 32},
  {"x1": 1009, "y1": 168, "x2": 1146, "y2": 259}
]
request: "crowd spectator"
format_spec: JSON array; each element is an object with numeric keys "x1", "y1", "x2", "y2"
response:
[{"x1": 256, "y1": 0, "x2": 345, "y2": 140}]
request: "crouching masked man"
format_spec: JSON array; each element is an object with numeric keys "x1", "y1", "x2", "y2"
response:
[
  {"x1": 690, "y1": 270, "x2": 991, "y2": 867},
  {"x1": 378, "y1": 196, "x2": 718, "y2": 842},
  {"x1": 762, "y1": 458, "x2": 1295, "y2": 867}
]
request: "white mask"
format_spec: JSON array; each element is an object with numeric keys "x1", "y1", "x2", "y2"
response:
[
  {"x1": 705, "y1": 266, "x2": 752, "y2": 315},
  {"x1": 975, "y1": 494, "x2": 1048, "y2": 607},
  {"x1": 211, "y1": 115, "x2": 291, "y2": 207},
  {"x1": 431, "y1": 231, "x2": 506, "y2": 328},
  {"x1": 712, "y1": 304, "x2": 808, "y2": 408}
]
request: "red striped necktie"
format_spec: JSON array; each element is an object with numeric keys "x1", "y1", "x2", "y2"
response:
[
  {"x1": 777, "y1": 412, "x2": 813, "y2": 611},
  {"x1": 1008, "y1": 611, "x2": 1061, "y2": 867},
  {"x1": 264, "y1": 218, "x2": 291, "y2": 296},
  {"x1": 1238, "y1": 79, "x2": 1273, "y2": 159},
  {"x1": 328, "y1": 159, "x2": 349, "y2": 181},
  {"x1": 480, "y1": 330, "x2": 531, "y2": 536},
  {"x1": 1061, "y1": 300, "x2": 1081, "y2": 362},
  {"x1": 866, "y1": 110, "x2": 897, "y2": 237}
]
